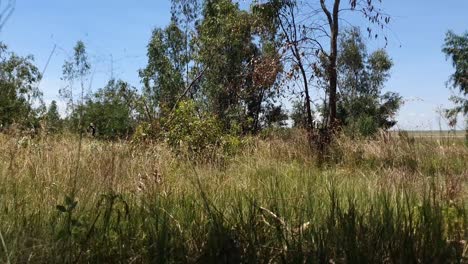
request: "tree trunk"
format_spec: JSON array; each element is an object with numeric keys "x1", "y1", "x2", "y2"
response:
[
  {"x1": 299, "y1": 65, "x2": 314, "y2": 131},
  {"x1": 327, "y1": 0, "x2": 340, "y2": 129}
]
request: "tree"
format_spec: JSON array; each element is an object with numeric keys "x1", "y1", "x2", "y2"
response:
[
  {"x1": 290, "y1": 100, "x2": 309, "y2": 128},
  {"x1": 139, "y1": 22, "x2": 188, "y2": 119},
  {"x1": 69, "y1": 79, "x2": 140, "y2": 139},
  {"x1": 60, "y1": 41, "x2": 91, "y2": 115},
  {"x1": 171, "y1": 0, "x2": 202, "y2": 85},
  {"x1": 139, "y1": 0, "x2": 282, "y2": 143},
  {"x1": 60, "y1": 40, "x2": 92, "y2": 137},
  {"x1": 198, "y1": 0, "x2": 281, "y2": 133},
  {"x1": 198, "y1": 0, "x2": 254, "y2": 130},
  {"x1": 442, "y1": 31, "x2": 468, "y2": 135},
  {"x1": 318, "y1": 0, "x2": 390, "y2": 129},
  {"x1": 336, "y1": 28, "x2": 402, "y2": 136},
  {"x1": 254, "y1": 0, "x2": 390, "y2": 145},
  {"x1": 253, "y1": 0, "x2": 315, "y2": 133},
  {"x1": 262, "y1": 104, "x2": 288, "y2": 128},
  {"x1": 0, "y1": 42, "x2": 42, "y2": 129},
  {"x1": 319, "y1": 0, "x2": 340, "y2": 129},
  {"x1": 45, "y1": 100, "x2": 62, "y2": 133}
]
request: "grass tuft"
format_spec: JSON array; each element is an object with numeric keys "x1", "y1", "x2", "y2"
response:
[{"x1": 0, "y1": 131, "x2": 466, "y2": 263}]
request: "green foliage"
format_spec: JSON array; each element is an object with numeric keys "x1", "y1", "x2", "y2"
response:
[
  {"x1": 290, "y1": 100, "x2": 309, "y2": 128},
  {"x1": 198, "y1": 0, "x2": 253, "y2": 128},
  {"x1": 262, "y1": 104, "x2": 288, "y2": 128},
  {"x1": 139, "y1": 22, "x2": 188, "y2": 118},
  {"x1": 0, "y1": 134, "x2": 466, "y2": 262},
  {"x1": 336, "y1": 28, "x2": 402, "y2": 136},
  {"x1": 442, "y1": 31, "x2": 468, "y2": 133},
  {"x1": 68, "y1": 79, "x2": 140, "y2": 139},
  {"x1": 60, "y1": 41, "x2": 91, "y2": 114},
  {"x1": 45, "y1": 100, "x2": 62, "y2": 133},
  {"x1": 198, "y1": 0, "x2": 281, "y2": 133},
  {"x1": 443, "y1": 31, "x2": 468, "y2": 95},
  {"x1": 0, "y1": 42, "x2": 43, "y2": 129},
  {"x1": 132, "y1": 121, "x2": 161, "y2": 142},
  {"x1": 137, "y1": 0, "x2": 283, "y2": 138},
  {"x1": 163, "y1": 100, "x2": 224, "y2": 154},
  {"x1": 346, "y1": 115, "x2": 378, "y2": 137}
]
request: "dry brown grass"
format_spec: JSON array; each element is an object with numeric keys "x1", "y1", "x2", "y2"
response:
[{"x1": 0, "y1": 131, "x2": 466, "y2": 262}]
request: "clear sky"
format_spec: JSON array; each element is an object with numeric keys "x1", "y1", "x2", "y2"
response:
[{"x1": 0, "y1": 0, "x2": 467, "y2": 130}]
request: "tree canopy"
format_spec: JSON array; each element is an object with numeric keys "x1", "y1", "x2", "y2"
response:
[
  {"x1": 0, "y1": 42, "x2": 42, "y2": 129},
  {"x1": 0, "y1": 0, "x2": 406, "y2": 148},
  {"x1": 442, "y1": 30, "x2": 468, "y2": 130}
]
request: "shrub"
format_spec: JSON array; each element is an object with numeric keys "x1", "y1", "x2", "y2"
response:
[
  {"x1": 163, "y1": 100, "x2": 242, "y2": 157},
  {"x1": 347, "y1": 115, "x2": 379, "y2": 137},
  {"x1": 132, "y1": 121, "x2": 161, "y2": 142}
]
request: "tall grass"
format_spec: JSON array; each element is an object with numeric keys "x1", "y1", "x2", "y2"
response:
[{"x1": 0, "y1": 131, "x2": 466, "y2": 263}]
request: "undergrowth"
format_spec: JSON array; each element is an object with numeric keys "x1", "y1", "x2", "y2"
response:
[{"x1": 0, "y1": 131, "x2": 466, "y2": 263}]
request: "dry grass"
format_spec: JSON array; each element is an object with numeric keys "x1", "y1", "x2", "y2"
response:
[{"x1": 0, "y1": 131, "x2": 466, "y2": 263}]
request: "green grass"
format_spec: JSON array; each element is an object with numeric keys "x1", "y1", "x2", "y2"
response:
[{"x1": 0, "y1": 131, "x2": 466, "y2": 263}]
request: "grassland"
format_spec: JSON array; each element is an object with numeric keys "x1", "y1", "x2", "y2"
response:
[
  {"x1": 0, "y1": 130, "x2": 466, "y2": 263},
  {"x1": 397, "y1": 130, "x2": 466, "y2": 139}
]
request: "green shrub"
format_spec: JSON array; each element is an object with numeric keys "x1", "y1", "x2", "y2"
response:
[
  {"x1": 132, "y1": 121, "x2": 161, "y2": 142},
  {"x1": 162, "y1": 100, "x2": 242, "y2": 157},
  {"x1": 343, "y1": 115, "x2": 379, "y2": 137}
]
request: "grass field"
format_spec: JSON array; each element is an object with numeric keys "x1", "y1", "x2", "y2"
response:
[
  {"x1": 392, "y1": 130, "x2": 466, "y2": 138},
  {"x1": 0, "y1": 130, "x2": 466, "y2": 263}
]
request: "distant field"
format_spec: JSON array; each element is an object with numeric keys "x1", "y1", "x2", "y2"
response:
[{"x1": 392, "y1": 130, "x2": 466, "y2": 138}]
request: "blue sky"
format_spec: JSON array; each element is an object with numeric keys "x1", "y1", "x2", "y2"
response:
[{"x1": 0, "y1": 0, "x2": 467, "y2": 130}]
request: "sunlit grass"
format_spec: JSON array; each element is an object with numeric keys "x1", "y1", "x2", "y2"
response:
[{"x1": 0, "y1": 131, "x2": 466, "y2": 263}]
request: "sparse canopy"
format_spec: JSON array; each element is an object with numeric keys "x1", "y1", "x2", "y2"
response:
[{"x1": 60, "y1": 40, "x2": 91, "y2": 114}]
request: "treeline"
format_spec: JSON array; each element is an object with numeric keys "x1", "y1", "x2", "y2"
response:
[{"x1": 2, "y1": 0, "x2": 408, "y2": 150}]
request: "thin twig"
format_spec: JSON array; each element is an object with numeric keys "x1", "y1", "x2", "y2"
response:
[{"x1": 0, "y1": 230, "x2": 11, "y2": 264}]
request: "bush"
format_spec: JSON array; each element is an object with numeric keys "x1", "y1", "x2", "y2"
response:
[
  {"x1": 132, "y1": 121, "x2": 161, "y2": 142},
  {"x1": 162, "y1": 100, "x2": 242, "y2": 157},
  {"x1": 349, "y1": 115, "x2": 379, "y2": 137}
]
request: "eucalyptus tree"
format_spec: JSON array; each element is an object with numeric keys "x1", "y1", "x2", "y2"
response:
[
  {"x1": 316, "y1": 0, "x2": 391, "y2": 129},
  {"x1": 198, "y1": 0, "x2": 282, "y2": 133},
  {"x1": 253, "y1": 0, "x2": 316, "y2": 133},
  {"x1": 336, "y1": 28, "x2": 401, "y2": 136},
  {"x1": 171, "y1": 0, "x2": 202, "y2": 85},
  {"x1": 139, "y1": 22, "x2": 188, "y2": 119},
  {"x1": 442, "y1": 30, "x2": 468, "y2": 134},
  {"x1": 140, "y1": 0, "x2": 203, "y2": 117},
  {"x1": 144, "y1": 0, "x2": 282, "y2": 134},
  {"x1": 252, "y1": 0, "x2": 391, "y2": 143},
  {"x1": 60, "y1": 41, "x2": 91, "y2": 115},
  {"x1": 0, "y1": 42, "x2": 42, "y2": 128}
]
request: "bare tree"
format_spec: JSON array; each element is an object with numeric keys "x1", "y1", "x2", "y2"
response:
[
  {"x1": 254, "y1": 1, "x2": 321, "y2": 135},
  {"x1": 274, "y1": 2, "x2": 315, "y2": 132}
]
